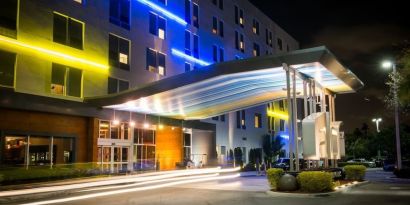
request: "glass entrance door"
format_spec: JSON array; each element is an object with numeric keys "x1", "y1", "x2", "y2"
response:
[{"x1": 98, "y1": 146, "x2": 129, "y2": 173}]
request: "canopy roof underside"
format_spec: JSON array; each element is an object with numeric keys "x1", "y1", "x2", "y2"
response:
[{"x1": 86, "y1": 46, "x2": 364, "y2": 120}]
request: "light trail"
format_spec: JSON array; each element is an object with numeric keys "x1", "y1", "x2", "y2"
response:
[
  {"x1": 22, "y1": 173, "x2": 240, "y2": 205},
  {"x1": 0, "y1": 167, "x2": 239, "y2": 197},
  {"x1": 77, "y1": 173, "x2": 219, "y2": 192}
]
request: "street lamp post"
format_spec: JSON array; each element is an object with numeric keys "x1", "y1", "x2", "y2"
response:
[
  {"x1": 372, "y1": 118, "x2": 382, "y2": 133},
  {"x1": 382, "y1": 61, "x2": 402, "y2": 170}
]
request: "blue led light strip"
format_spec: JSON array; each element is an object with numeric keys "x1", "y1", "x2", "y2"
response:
[
  {"x1": 137, "y1": 0, "x2": 187, "y2": 26},
  {"x1": 171, "y1": 49, "x2": 211, "y2": 66}
]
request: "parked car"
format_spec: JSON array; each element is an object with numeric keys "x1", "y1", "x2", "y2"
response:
[
  {"x1": 347, "y1": 158, "x2": 376, "y2": 168},
  {"x1": 383, "y1": 159, "x2": 395, "y2": 171}
]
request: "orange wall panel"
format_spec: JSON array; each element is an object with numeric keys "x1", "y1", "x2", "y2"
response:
[{"x1": 156, "y1": 126, "x2": 182, "y2": 171}]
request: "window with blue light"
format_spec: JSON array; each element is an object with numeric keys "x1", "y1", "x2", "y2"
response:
[
  {"x1": 109, "y1": 34, "x2": 130, "y2": 71},
  {"x1": 212, "y1": 45, "x2": 218, "y2": 62},
  {"x1": 149, "y1": 12, "x2": 166, "y2": 39},
  {"x1": 193, "y1": 3, "x2": 199, "y2": 28},
  {"x1": 185, "y1": 0, "x2": 191, "y2": 24},
  {"x1": 157, "y1": 0, "x2": 166, "y2": 5},
  {"x1": 193, "y1": 34, "x2": 199, "y2": 58},
  {"x1": 109, "y1": 0, "x2": 130, "y2": 30},
  {"x1": 185, "y1": 62, "x2": 191, "y2": 72},
  {"x1": 253, "y1": 43, "x2": 260, "y2": 57},
  {"x1": 219, "y1": 47, "x2": 224, "y2": 62},
  {"x1": 185, "y1": 30, "x2": 191, "y2": 55},
  {"x1": 280, "y1": 119, "x2": 285, "y2": 131},
  {"x1": 146, "y1": 48, "x2": 166, "y2": 76}
]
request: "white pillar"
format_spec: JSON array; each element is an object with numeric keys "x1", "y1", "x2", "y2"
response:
[
  {"x1": 303, "y1": 81, "x2": 308, "y2": 118},
  {"x1": 292, "y1": 70, "x2": 299, "y2": 171},
  {"x1": 284, "y1": 63, "x2": 294, "y2": 172}
]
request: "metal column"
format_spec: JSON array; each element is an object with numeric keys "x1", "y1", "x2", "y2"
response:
[
  {"x1": 292, "y1": 69, "x2": 299, "y2": 171},
  {"x1": 284, "y1": 63, "x2": 294, "y2": 172},
  {"x1": 26, "y1": 135, "x2": 30, "y2": 170}
]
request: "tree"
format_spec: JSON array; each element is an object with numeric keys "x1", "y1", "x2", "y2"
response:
[
  {"x1": 262, "y1": 134, "x2": 284, "y2": 167},
  {"x1": 397, "y1": 42, "x2": 410, "y2": 106},
  {"x1": 234, "y1": 147, "x2": 243, "y2": 167}
]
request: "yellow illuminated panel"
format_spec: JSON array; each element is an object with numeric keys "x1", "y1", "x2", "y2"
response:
[
  {"x1": 0, "y1": 35, "x2": 109, "y2": 71},
  {"x1": 267, "y1": 110, "x2": 289, "y2": 120}
]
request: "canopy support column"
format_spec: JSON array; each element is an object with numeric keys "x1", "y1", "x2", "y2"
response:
[{"x1": 283, "y1": 63, "x2": 294, "y2": 172}]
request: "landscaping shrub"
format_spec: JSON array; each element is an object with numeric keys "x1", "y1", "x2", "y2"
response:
[
  {"x1": 393, "y1": 168, "x2": 410, "y2": 179},
  {"x1": 297, "y1": 171, "x2": 334, "y2": 193},
  {"x1": 344, "y1": 165, "x2": 366, "y2": 181},
  {"x1": 266, "y1": 168, "x2": 284, "y2": 190},
  {"x1": 241, "y1": 163, "x2": 256, "y2": 172},
  {"x1": 338, "y1": 162, "x2": 369, "y2": 167}
]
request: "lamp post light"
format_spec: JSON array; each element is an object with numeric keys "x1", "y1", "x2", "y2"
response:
[
  {"x1": 382, "y1": 60, "x2": 402, "y2": 170},
  {"x1": 372, "y1": 118, "x2": 382, "y2": 133}
]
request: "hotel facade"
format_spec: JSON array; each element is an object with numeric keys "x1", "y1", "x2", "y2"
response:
[{"x1": 0, "y1": 0, "x2": 361, "y2": 172}]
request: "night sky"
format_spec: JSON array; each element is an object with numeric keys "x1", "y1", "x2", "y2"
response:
[{"x1": 249, "y1": 0, "x2": 410, "y2": 132}]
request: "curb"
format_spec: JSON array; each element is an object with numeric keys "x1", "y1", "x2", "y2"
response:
[{"x1": 265, "y1": 181, "x2": 369, "y2": 198}]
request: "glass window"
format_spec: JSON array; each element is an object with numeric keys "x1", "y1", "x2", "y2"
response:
[
  {"x1": 185, "y1": 62, "x2": 191, "y2": 72},
  {"x1": 277, "y1": 38, "x2": 283, "y2": 50},
  {"x1": 193, "y1": 3, "x2": 199, "y2": 28},
  {"x1": 241, "y1": 110, "x2": 246, "y2": 129},
  {"x1": 111, "y1": 122, "x2": 119, "y2": 139},
  {"x1": 279, "y1": 100, "x2": 285, "y2": 111},
  {"x1": 185, "y1": 30, "x2": 191, "y2": 55},
  {"x1": 158, "y1": 0, "x2": 166, "y2": 5},
  {"x1": 122, "y1": 147, "x2": 128, "y2": 162},
  {"x1": 3, "y1": 136, "x2": 27, "y2": 165},
  {"x1": 193, "y1": 34, "x2": 199, "y2": 58},
  {"x1": 146, "y1": 48, "x2": 157, "y2": 72},
  {"x1": 219, "y1": 20, "x2": 224, "y2": 37},
  {"x1": 219, "y1": 0, "x2": 224, "y2": 10},
  {"x1": 212, "y1": 116, "x2": 219, "y2": 121},
  {"x1": 280, "y1": 119, "x2": 285, "y2": 131},
  {"x1": 0, "y1": 0, "x2": 18, "y2": 31},
  {"x1": 158, "y1": 52, "x2": 166, "y2": 76},
  {"x1": 108, "y1": 77, "x2": 118, "y2": 94},
  {"x1": 109, "y1": 34, "x2": 130, "y2": 71},
  {"x1": 212, "y1": 0, "x2": 217, "y2": 5},
  {"x1": 67, "y1": 67, "x2": 82, "y2": 97},
  {"x1": 234, "y1": 6, "x2": 238, "y2": 24},
  {"x1": 183, "y1": 133, "x2": 191, "y2": 147},
  {"x1": 51, "y1": 63, "x2": 82, "y2": 97},
  {"x1": 118, "y1": 79, "x2": 129, "y2": 92},
  {"x1": 219, "y1": 47, "x2": 224, "y2": 62},
  {"x1": 0, "y1": 50, "x2": 16, "y2": 87},
  {"x1": 146, "y1": 48, "x2": 166, "y2": 76},
  {"x1": 253, "y1": 43, "x2": 260, "y2": 57},
  {"x1": 185, "y1": 0, "x2": 191, "y2": 23},
  {"x1": 236, "y1": 111, "x2": 241, "y2": 129},
  {"x1": 239, "y1": 9, "x2": 244, "y2": 27},
  {"x1": 212, "y1": 17, "x2": 218, "y2": 34},
  {"x1": 114, "y1": 147, "x2": 121, "y2": 162},
  {"x1": 109, "y1": 0, "x2": 130, "y2": 30},
  {"x1": 53, "y1": 13, "x2": 84, "y2": 50},
  {"x1": 235, "y1": 31, "x2": 239, "y2": 50},
  {"x1": 149, "y1": 13, "x2": 166, "y2": 39},
  {"x1": 240, "y1": 34, "x2": 244, "y2": 52},
  {"x1": 212, "y1": 45, "x2": 218, "y2": 62},
  {"x1": 99, "y1": 120, "x2": 110, "y2": 138},
  {"x1": 254, "y1": 113, "x2": 262, "y2": 128},
  {"x1": 220, "y1": 114, "x2": 225, "y2": 122},
  {"x1": 253, "y1": 19, "x2": 259, "y2": 35}
]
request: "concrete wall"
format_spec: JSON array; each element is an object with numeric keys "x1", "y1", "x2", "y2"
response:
[{"x1": 191, "y1": 129, "x2": 216, "y2": 166}]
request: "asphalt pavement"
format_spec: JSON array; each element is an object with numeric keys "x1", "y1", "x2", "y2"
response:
[{"x1": 3, "y1": 168, "x2": 410, "y2": 205}]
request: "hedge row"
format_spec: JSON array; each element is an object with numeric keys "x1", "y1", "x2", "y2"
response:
[
  {"x1": 344, "y1": 165, "x2": 366, "y2": 181},
  {"x1": 297, "y1": 171, "x2": 334, "y2": 192}
]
